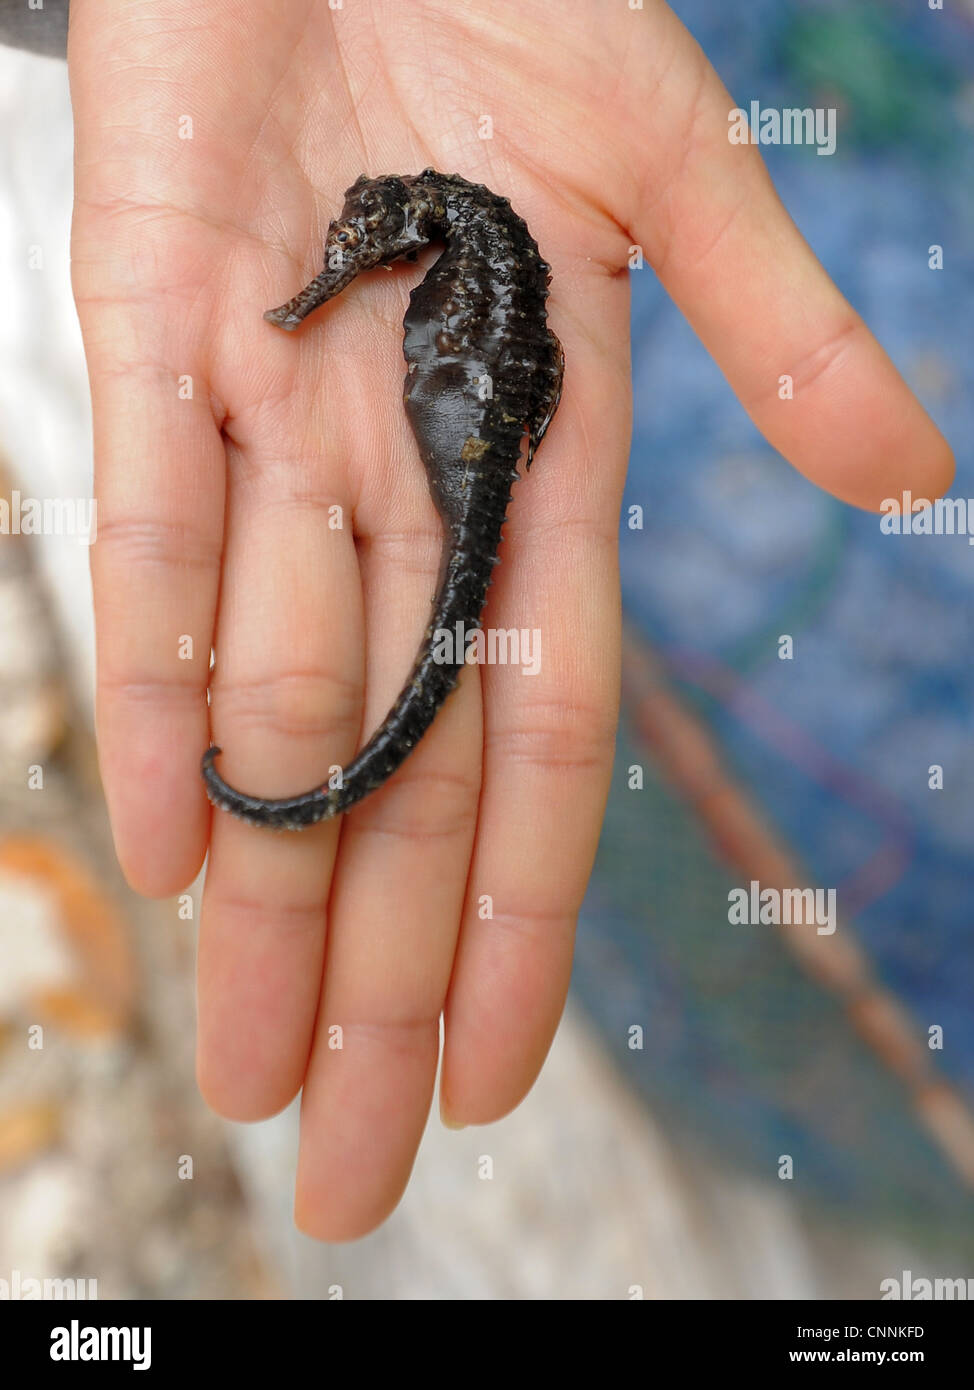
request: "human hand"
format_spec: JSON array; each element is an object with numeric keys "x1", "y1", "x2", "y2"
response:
[{"x1": 68, "y1": 0, "x2": 952, "y2": 1239}]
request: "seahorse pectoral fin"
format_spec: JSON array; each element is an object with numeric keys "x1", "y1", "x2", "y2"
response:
[{"x1": 525, "y1": 333, "x2": 565, "y2": 468}]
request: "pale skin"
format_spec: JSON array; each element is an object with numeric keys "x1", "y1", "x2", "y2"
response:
[{"x1": 68, "y1": 0, "x2": 953, "y2": 1240}]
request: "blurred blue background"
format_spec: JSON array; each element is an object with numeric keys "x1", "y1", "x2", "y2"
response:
[{"x1": 576, "y1": 0, "x2": 974, "y2": 1250}]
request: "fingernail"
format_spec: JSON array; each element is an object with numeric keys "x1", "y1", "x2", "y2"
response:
[{"x1": 440, "y1": 1105, "x2": 466, "y2": 1131}]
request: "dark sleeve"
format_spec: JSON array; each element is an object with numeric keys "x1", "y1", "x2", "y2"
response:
[{"x1": 0, "y1": 0, "x2": 68, "y2": 58}]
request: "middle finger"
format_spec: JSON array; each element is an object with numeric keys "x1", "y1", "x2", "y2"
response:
[{"x1": 294, "y1": 494, "x2": 484, "y2": 1242}]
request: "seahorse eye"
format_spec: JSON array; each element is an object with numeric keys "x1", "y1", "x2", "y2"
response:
[{"x1": 333, "y1": 222, "x2": 362, "y2": 248}]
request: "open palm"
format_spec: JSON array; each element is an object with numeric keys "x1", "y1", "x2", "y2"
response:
[{"x1": 69, "y1": 0, "x2": 952, "y2": 1240}]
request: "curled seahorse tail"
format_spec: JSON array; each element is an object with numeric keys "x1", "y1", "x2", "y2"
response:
[
  {"x1": 201, "y1": 745, "x2": 344, "y2": 830},
  {"x1": 200, "y1": 500, "x2": 509, "y2": 831}
]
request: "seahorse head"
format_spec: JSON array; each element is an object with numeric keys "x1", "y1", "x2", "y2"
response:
[
  {"x1": 264, "y1": 173, "x2": 444, "y2": 329},
  {"x1": 326, "y1": 174, "x2": 427, "y2": 265}
]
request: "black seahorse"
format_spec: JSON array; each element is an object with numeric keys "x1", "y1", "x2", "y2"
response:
[{"x1": 202, "y1": 170, "x2": 564, "y2": 829}]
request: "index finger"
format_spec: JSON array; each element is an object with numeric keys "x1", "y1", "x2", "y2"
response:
[{"x1": 81, "y1": 310, "x2": 224, "y2": 896}]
